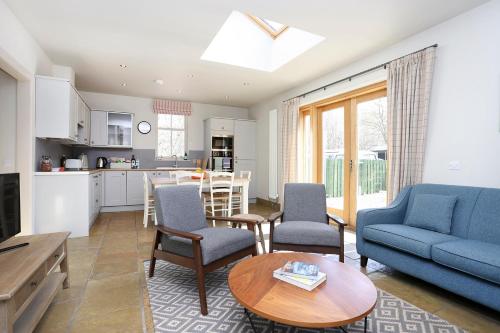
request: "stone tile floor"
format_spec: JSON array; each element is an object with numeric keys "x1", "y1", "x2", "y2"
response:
[{"x1": 34, "y1": 204, "x2": 500, "y2": 333}]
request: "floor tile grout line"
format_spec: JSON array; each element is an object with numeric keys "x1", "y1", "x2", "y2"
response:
[{"x1": 64, "y1": 216, "x2": 109, "y2": 333}]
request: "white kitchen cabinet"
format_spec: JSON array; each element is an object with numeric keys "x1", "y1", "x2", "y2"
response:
[
  {"x1": 234, "y1": 120, "x2": 256, "y2": 160},
  {"x1": 234, "y1": 159, "x2": 257, "y2": 199},
  {"x1": 35, "y1": 76, "x2": 79, "y2": 142},
  {"x1": 104, "y1": 171, "x2": 127, "y2": 206},
  {"x1": 207, "y1": 118, "x2": 234, "y2": 135},
  {"x1": 89, "y1": 172, "x2": 102, "y2": 223},
  {"x1": 126, "y1": 171, "x2": 144, "y2": 205},
  {"x1": 90, "y1": 111, "x2": 108, "y2": 146},
  {"x1": 90, "y1": 111, "x2": 133, "y2": 148},
  {"x1": 35, "y1": 173, "x2": 97, "y2": 238},
  {"x1": 77, "y1": 97, "x2": 90, "y2": 145}
]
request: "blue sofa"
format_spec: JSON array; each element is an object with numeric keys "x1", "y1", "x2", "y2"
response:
[{"x1": 356, "y1": 183, "x2": 500, "y2": 311}]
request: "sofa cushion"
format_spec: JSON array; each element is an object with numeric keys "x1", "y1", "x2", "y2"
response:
[
  {"x1": 404, "y1": 194, "x2": 457, "y2": 234},
  {"x1": 405, "y1": 184, "x2": 482, "y2": 238},
  {"x1": 274, "y1": 221, "x2": 340, "y2": 247},
  {"x1": 432, "y1": 240, "x2": 500, "y2": 285},
  {"x1": 161, "y1": 227, "x2": 255, "y2": 265},
  {"x1": 363, "y1": 224, "x2": 458, "y2": 259},
  {"x1": 468, "y1": 188, "x2": 500, "y2": 245}
]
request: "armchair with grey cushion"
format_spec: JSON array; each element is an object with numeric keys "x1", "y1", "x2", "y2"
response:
[
  {"x1": 268, "y1": 183, "x2": 345, "y2": 262},
  {"x1": 148, "y1": 185, "x2": 258, "y2": 315}
]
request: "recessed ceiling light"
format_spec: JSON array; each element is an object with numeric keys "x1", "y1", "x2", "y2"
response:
[
  {"x1": 154, "y1": 79, "x2": 164, "y2": 85},
  {"x1": 121, "y1": 82, "x2": 127, "y2": 87},
  {"x1": 186, "y1": 74, "x2": 195, "y2": 79},
  {"x1": 243, "y1": 82, "x2": 250, "y2": 86},
  {"x1": 119, "y1": 64, "x2": 128, "y2": 68}
]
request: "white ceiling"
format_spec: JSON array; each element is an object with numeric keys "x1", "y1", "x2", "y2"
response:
[{"x1": 5, "y1": 0, "x2": 488, "y2": 107}]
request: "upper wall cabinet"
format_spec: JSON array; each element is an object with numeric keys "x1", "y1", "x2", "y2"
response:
[
  {"x1": 206, "y1": 118, "x2": 234, "y2": 136},
  {"x1": 90, "y1": 111, "x2": 133, "y2": 148},
  {"x1": 35, "y1": 76, "x2": 90, "y2": 145}
]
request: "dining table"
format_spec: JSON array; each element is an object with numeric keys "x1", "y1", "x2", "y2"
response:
[{"x1": 149, "y1": 176, "x2": 251, "y2": 214}]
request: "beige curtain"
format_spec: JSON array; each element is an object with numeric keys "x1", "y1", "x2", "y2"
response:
[
  {"x1": 279, "y1": 97, "x2": 300, "y2": 204},
  {"x1": 387, "y1": 47, "x2": 436, "y2": 201}
]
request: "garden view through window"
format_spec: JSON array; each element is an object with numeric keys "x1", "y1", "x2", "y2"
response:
[
  {"x1": 299, "y1": 83, "x2": 388, "y2": 225},
  {"x1": 157, "y1": 114, "x2": 186, "y2": 159}
]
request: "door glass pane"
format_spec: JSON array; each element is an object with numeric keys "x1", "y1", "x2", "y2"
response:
[
  {"x1": 322, "y1": 107, "x2": 344, "y2": 210},
  {"x1": 303, "y1": 114, "x2": 313, "y2": 182},
  {"x1": 357, "y1": 97, "x2": 388, "y2": 210}
]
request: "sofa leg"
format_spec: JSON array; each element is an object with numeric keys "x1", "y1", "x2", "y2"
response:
[{"x1": 360, "y1": 255, "x2": 368, "y2": 267}]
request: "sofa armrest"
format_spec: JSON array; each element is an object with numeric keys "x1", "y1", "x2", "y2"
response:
[{"x1": 356, "y1": 186, "x2": 412, "y2": 255}]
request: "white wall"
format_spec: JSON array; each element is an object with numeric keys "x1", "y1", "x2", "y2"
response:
[
  {"x1": 80, "y1": 91, "x2": 249, "y2": 151},
  {"x1": 0, "y1": 0, "x2": 55, "y2": 235},
  {"x1": 249, "y1": 0, "x2": 500, "y2": 199},
  {"x1": 0, "y1": 68, "x2": 16, "y2": 172}
]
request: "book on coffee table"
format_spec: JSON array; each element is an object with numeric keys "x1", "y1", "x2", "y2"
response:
[
  {"x1": 273, "y1": 269, "x2": 326, "y2": 291},
  {"x1": 280, "y1": 261, "x2": 320, "y2": 280}
]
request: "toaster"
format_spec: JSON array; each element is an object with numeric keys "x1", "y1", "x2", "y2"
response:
[{"x1": 65, "y1": 159, "x2": 83, "y2": 171}]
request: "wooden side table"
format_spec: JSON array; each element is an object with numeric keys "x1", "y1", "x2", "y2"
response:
[
  {"x1": 232, "y1": 214, "x2": 267, "y2": 254},
  {"x1": 0, "y1": 232, "x2": 70, "y2": 333}
]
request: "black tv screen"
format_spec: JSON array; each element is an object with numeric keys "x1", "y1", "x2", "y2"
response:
[{"x1": 0, "y1": 173, "x2": 21, "y2": 243}]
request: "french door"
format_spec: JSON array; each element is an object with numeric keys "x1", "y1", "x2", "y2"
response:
[{"x1": 299, "y1": 82, "x2": 388, "y2": 226}]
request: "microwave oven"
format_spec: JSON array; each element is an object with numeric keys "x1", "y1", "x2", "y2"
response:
[{"x1": 212, "y1": 136, "x2": 233, "y2": 150}]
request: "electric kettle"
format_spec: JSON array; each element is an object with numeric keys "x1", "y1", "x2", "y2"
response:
[{"x1": 96, "y1": 157, "x2": 108, "y2": 169}]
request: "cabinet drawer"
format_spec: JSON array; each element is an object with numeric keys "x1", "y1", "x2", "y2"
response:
[
  {"x1": 13, "y1": 265, "x2": 46, "y2": 311},
  {"x1": 46, "y1": 244, "x2": 65, "y2": 272}
]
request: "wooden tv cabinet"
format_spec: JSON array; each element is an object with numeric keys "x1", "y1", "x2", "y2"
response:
[{"x1": 0, "y1": 232, "x2": 70, "y2": 333}]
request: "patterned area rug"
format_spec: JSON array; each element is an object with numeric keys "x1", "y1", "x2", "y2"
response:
[{"x1": 144, "y1": 261, "x2": 466, "y2": 333}]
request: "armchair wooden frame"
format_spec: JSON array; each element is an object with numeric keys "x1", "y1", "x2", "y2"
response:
[
  {"x1": 148, "y1": 216, "x2": 259, "y2": 315},
  {"x1": 268, "y1": 212, "x2": 345, "y2": 262}
]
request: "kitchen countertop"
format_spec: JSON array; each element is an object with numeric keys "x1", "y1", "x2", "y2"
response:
[{"x1": 34, "y1": 167, "x2": 198, "y2": 176}]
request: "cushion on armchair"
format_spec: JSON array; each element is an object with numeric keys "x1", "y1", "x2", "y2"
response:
[
  {"x1": 274, "y1": 221, "x2": 340, "y2": 247},
  {"x1": 161, "y1": 227, "x2": 255, "y2": 265},
  {"x1": 404, "y1": 194, "x2": 457, "y2": 234},
  {"x1": 363, "y1": 224, "x2": 458, "y2": 259}
]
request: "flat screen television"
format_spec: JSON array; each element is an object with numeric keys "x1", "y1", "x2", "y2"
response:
[{"x1": 0, "y1": 173, "x2": 21, "y2": 244}]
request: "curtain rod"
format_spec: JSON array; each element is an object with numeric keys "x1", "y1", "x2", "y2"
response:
[{"x1": 282, "y1": 43, "x2": 438, "y2": 103}]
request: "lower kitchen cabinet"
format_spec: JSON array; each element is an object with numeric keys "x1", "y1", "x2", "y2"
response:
[
  {"x1": 35, "y1": 172, "x2": 102, "y2": 238},
  {"x1": 104, "y1": 171, "x2": 127, "y2": 206},
  {"x1": 126, "y1": 171, "x2": 144, "y2": 205}
]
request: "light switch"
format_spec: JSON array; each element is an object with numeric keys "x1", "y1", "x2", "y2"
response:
[{"x1": 448, "y1": 161, "x2": 461, "y2": 171}]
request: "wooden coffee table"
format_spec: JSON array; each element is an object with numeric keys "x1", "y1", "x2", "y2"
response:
[{"x1": 228, "y1": 253, "x2": 377, "y2": 332}]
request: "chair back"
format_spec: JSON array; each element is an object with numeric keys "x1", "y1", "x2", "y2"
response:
[
  {"x1": 283, "y1": 183, "x2": 328, "y2": 224},
  {"x1": 155, "y1": 185, "x2": 206, "y2": 232},
  {"x1": 173, "y1": 171, "x2": 204, "y2": 196},
  {"x1": 209, "y1": 171, "x2": 234, "y2": 215},
  {"x1": 240, "y1": 170, "x2": 252, "y2": 181},
  {"x1": 143, "y1": 172, "x2": 151, "y2": 204}
]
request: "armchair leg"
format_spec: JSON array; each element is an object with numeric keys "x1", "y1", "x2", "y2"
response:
[
  {"x1": 196, "y1": 269, "x2": 208, "y2": 316},
  {"x1": 360, "y1": 256, "x2": 368, "y2": 267},
  {"x1": 148, "y1": 229, "x2": 161, "y2": 278}
]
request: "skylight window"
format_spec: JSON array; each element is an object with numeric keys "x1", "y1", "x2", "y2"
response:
[
  {"x1": 246, "y1": 14, "x2": 289, "y2": 39},
  {"x1": 201, "y1": 11, "x2": 324, "y2": 72}
]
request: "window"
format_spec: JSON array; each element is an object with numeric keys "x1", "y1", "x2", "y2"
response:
[
  {"x1": 156, "y1": 114, "x2": 187, "y2": 159},
  {"x1": 246, "y1": 15, "x2": 289, "y2": 39}
]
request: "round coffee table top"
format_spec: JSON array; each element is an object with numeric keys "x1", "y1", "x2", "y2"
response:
[{"x1": 228, "y1": 252, "x2": 377, "y2": 328}]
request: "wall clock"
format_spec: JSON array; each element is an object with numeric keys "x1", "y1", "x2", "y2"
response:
[{"x1": 137, "y1": 121, "x2": 151, "y2": 134}]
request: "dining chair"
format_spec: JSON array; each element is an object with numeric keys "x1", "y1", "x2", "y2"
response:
[
  {"x1": 143, "y1": 172, "x2": 156, "y2": 228},
  {"x1": 203, "y1": 171, "x2": 234, "y2": 225},
  {"x1": 268, "y1": 183, "x2": 345, "y2": 262},
  {"x1": 232, "y1": 170, "x2": 251, "y2": 214},
  {"x1": 174, "y1": 170, "x2": 204, "y2": 196},
  {"x1": 149, "y1": 185, "x2": 259, "y2": 315}
]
